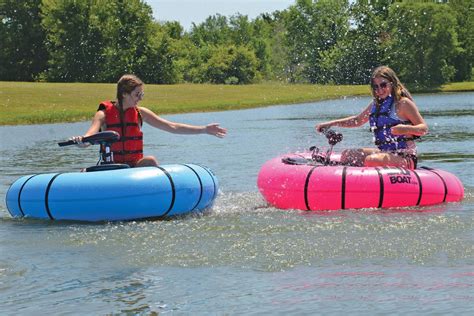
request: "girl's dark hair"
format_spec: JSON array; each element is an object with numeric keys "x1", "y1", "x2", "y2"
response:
[{"x1": 116, "y1": 74, "x2": 144, "y2": 107}]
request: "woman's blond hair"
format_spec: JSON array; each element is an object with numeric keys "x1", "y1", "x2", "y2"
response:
[{"x1": 370, "y1": 66, "x2": 412, "y2": 104}]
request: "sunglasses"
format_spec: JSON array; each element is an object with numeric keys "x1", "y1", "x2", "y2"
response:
[
  {"x1": 372, "y1": 82, "x2": 390, "y2": 91},
  {"x1": 135, "y1": 91, "x2": 145, "y2": 98}
]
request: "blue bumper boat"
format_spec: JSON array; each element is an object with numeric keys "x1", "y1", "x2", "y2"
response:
[{"x1": 5, "y1": 132, "x2": 218, "y2": 222}]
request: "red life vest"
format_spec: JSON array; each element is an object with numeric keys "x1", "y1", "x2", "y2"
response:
[{"x1": 99, "y1": 101, "x2": 143, "y2": 166}]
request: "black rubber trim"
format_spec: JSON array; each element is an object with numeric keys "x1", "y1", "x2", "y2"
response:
[
  {"x1": 111, "y1": 150, "x2": 143, "y2": 155},
  {"x1": 420, "y1": 167, "x2": 448, "y2": 203},
  {"x1": 341, "y1": 167, "x2": 347, "y2": 210},
  {"x1": 16, "y1": 174, "x2": 38, "y2": 217},
  {"x1": 106, "y1": 123, "x2": 139, "y2": 128},
  {"x1": 183, "y1": 164, "x2": 203, "y2": 212},
  {"x1": 85, "y1": 164, "x2": 130, "y2": 172},
  {"x1": 281, "y1": 156, "x2": 312, "y2": 165},
  {"x1": 120, "y1": 136, "x2": 143, "y2": 141},
  {"x1": 304, "y1": 166, "x2": 318, "y2": 211},
  {"x1": 156, "y1": 166, "x2": 176, "y2": 218},
  {"x1": 412, "y1": 170, "x2": 423, "y2": 206},
  {"x1": 375, "y1": 167, "x2": 384, "y2": 208},
  {"x1": 45, "y1": 173, "x2": 62, "y2": 220},
  {"x1": 198, "y1": 165, "x2": 217, "y2": 201}
]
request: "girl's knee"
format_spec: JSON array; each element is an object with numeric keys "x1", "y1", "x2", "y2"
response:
[{"x1": 136, "y1": 156, "x2": 159, "y2": 167}]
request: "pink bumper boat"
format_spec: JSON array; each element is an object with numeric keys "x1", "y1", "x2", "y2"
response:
[{"x1": 258, "y1": 130, "x2": 464, "y2": 211}]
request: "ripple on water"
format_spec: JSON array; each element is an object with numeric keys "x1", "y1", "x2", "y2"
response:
[
  {"x1": 0, "y1": 92, "x2": 473, "y2": 313},
  {"x1": 25, "y1": 191, "x2": 469, "y2": 272}
]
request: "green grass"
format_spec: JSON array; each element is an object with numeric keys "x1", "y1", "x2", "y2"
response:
[
  {"x1": 1, "y1": 81, "x2": 473, "y2": 125},
  {"x1": 437, "y1": 81, "x2": 474, "y2": 92}
]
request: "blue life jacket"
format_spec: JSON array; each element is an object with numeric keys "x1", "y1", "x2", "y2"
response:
[{"x1": 369, "y1": 96, "x2": 411, "y2": 152}]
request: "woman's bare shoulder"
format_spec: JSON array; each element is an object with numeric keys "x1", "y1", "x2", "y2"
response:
[{"x1": 397, "y1": 97, "x2": 417, "y2": 110}]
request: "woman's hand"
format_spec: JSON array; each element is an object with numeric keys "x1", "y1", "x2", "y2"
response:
[
  {"x1": 391, "y1": 124, "x2": 427, "y2": 137},
  {"x1": 390, "y1": 125, "x2": 407, "y2": 135},
  {"x1": 205, "y1": 123, "x2": 227, "y2": 138},
  {"x1": 396, "y1": 98, "x2": 428, "y2": 136},
  {"x1": 315, "y1": 122, "x2": 332, "y2": 133}
]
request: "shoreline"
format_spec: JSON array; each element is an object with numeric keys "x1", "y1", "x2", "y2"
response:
[{"x1": 1, "y1": 81, "x2": 473, "y2": 126}]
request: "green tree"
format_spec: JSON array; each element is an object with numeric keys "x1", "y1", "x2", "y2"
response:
[
  {"x1": 284, "y1": 1, "x2": 314, "y2": 82},
  {"x1": 0, "y1": 0, "x2": 48, "y2": 81},
  {"x1": 41, "y1": 0, "x2": 110, "y2": 82},
  {"x1": 318, "y1": 0, "x2": 390, "y2": 84},
  {"x1": 202, "y1": 44, "x2": 258, "y2": 84},
  {"x1": 188, "y1": 13, "x2": 269, "y2": 83},
  {"x1": 284, "y1": 0, "x2": 350, "y2": 83},
  {"x1": 162, "y1": 20, "x2": 184, "y2": 40},
  {"x1": 229, "y1": 14, "x2": 253, "y2": 45},
  {"x1": 41, "y1": 0, "x2": 162, "y2": 83},
  {"x1": 230, "y1": 14, "x2": 272, "y2": 79},
  {"x1": 170, "y1": 31, "x2": 205, "y2": 83},
  {"x1": 385, "y1": 2, "x2": 460, "y2": 87},
  {"x1": 98, "y1": 0, "x2": 157, "y2": 82},
  {"x1": 258, "y1": 12, "x2": 291, "y2": 81},
  {"x1": 150, "y1": 21, "x2": 187, "y2": 83},
  {"x1": 136, "y1": 22, "x2": 180, "y2": 84},
  {"x1": 190, "y1": 14, "x2": 230, "y2": 47},
  {"x1": 448, "y1": 0, "x2": 474, "y2": 81}
]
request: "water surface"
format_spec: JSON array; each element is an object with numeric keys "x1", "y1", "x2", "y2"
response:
[{"x1": 1, "y1": 92, "x2": 473, "y2": 314}]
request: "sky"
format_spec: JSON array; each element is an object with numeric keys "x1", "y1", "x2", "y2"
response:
[{"x1": 145, "y1": 0, "x2": 295, "y2": 30}]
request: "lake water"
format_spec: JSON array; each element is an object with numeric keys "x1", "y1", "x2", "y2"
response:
[{"x1": 1, "y1": 92, "x2": 473, "y2": 314}]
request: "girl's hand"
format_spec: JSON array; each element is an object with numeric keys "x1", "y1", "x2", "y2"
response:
[
  {"x1": 70, "y1": 136, "x2": 90, "y2": 148},
  {"x1": 206, "y1": 123, "x2": 227, "y2": 138}
]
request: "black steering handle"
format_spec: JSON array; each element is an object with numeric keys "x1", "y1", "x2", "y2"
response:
[
  {"x1": 321, "y1": 128, "x2": 343, "y2": 146},
  {"x1": 58, "y1": 131, "x2": 120, "y2": 147}
]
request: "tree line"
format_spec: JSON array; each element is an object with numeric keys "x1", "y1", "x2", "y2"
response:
[{"x1": 0, "y1": 0, "x2": 472, "y2": 88}]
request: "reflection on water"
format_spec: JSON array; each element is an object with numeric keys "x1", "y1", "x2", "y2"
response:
[
  {"x1": 420, "y1": 152, "x2": 474, "y2": 162},
  {"x1": 422, "y1": 109, "x2": 474, "y2": 118},
  {"x1": 422, "y1": 131, "x2": 474, "y2": 142},
  {"x1": 0, "y1": 92, "x2": 473, "y2": 314},
  {"x1": 59, "y1": 204, "x2": 473, "y2": 270}
]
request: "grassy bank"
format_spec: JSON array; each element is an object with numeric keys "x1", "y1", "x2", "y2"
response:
[{"x1": 1, "y1": 81, "x2": 473, "y2": 125}]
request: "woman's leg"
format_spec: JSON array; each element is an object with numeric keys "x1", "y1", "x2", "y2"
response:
[
  {"x1": 341, "y1": 148, "x2": 379, "y2": 166},
  {"x1": 364, "y1": 152, "x2": 414, "y2": 169}
]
